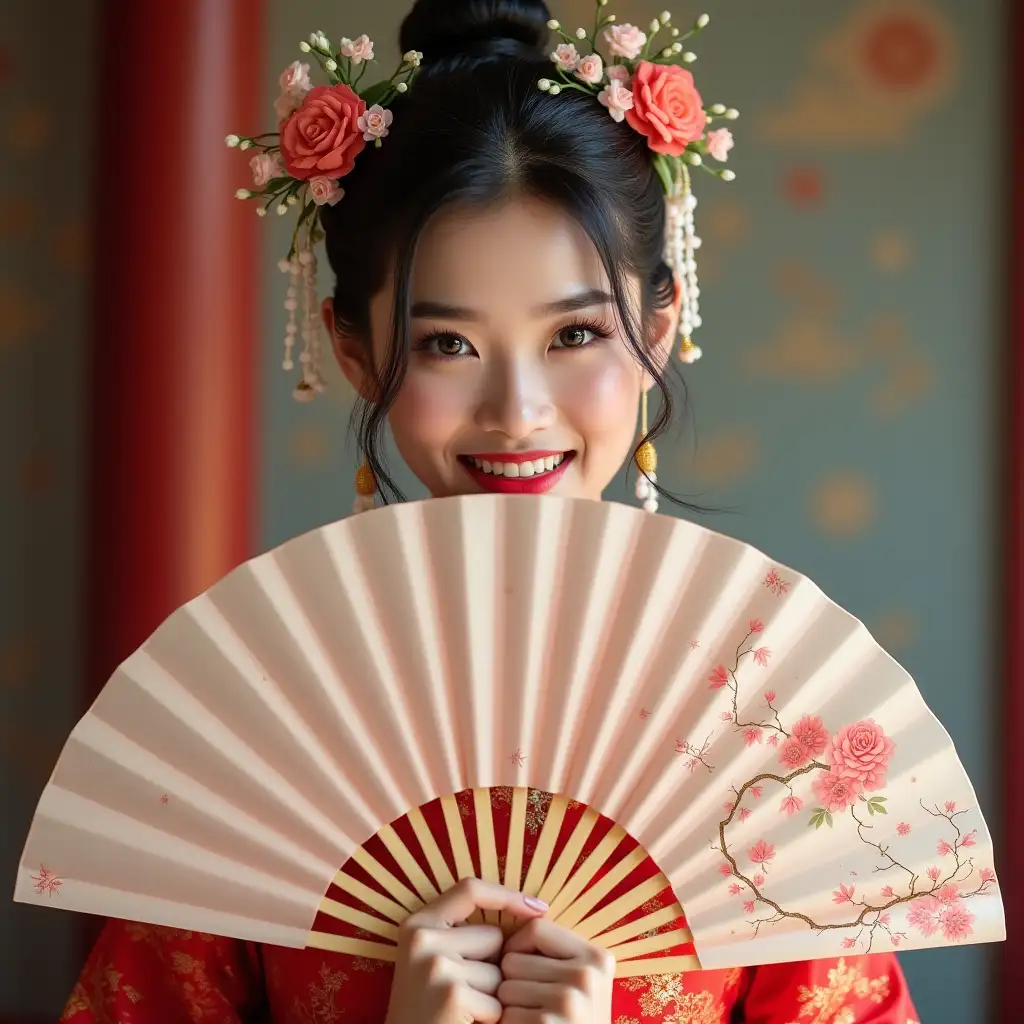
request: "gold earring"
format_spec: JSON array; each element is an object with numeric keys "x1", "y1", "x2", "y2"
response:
[
  {"x1": 353, "y1": 461, "x2": 377, "y2": 514},
  {"x1": 634, "y1": 391, "x2": 659, "y2": 514}
]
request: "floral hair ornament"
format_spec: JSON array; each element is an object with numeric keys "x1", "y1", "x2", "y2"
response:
[
  {"x1": 540, "y1": 3, "x2": 739, "y2": 364},
  {"x1": 226, "y1": 33, "x2": 423, "y2": 402}
]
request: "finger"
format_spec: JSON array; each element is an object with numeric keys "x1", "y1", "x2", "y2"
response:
[
  {"x1": 409, "y1": 924, "x2": 506, "y2": 962},
  {"x1": 500, "y1": 951, "x2": 575, "y2": 983},
  {"x1": 456, "y1": 959, "x2": 502, "y2": 996},
  {"x1": 498, "y1": 1009, "x2": 561, "y2": 1024},
  {"x1": 497, "y1": 978, "x2": 563, "y2": 1010},
  {"x1": 417, "y1": 879, "x2": 548, "y2": 928},
  {"x1": 503, "y1": 918, "x2": 591, "y2": 959},
  {"x1": 454, "y1": 983, "x2": 503, "y2": 1024}
]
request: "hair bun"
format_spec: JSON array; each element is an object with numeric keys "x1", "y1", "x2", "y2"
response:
[{"x1": 400, "y1": 0, "x2": 551, "y2": 65}]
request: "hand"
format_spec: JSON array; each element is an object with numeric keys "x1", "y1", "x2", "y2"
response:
[
  {"x1": 384, "y1": 879, "x2": 549, "y2": 1024},
  {"x1": 498, "y1": 917, "x2": 615, "y2": 1023}
]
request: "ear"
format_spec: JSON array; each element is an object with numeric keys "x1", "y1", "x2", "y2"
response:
[
  {"x1": 644, "y1": 276, "x2": 682, "y2": 391},
  {"x1": 324, "y1": 297, "x2": 375, "y2": 401}
]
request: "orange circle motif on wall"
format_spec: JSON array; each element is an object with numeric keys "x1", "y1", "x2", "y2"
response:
[{"x1": 862, "y1": 15, "x2": 937, "y2": 90}]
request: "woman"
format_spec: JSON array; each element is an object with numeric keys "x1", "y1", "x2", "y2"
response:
[{"x1": 63, "y1": 0, "x2": 921, "y2": 1020}]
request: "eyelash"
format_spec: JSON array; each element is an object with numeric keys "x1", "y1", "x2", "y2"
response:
[{"x1": 412, "y1": 316, "x2": 616, "y2": 360}]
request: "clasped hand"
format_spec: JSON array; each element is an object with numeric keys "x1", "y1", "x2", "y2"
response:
[{"x1": 384, "y1": 878, "x2": 615, "y2": 1024}]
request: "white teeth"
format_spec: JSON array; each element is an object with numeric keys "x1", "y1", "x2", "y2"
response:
[{"x1": 469, "y1": 453, "x2": 568, "y2": 477}]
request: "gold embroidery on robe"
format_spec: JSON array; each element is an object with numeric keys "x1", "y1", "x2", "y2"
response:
[{"x1": 788, "y1": 958, "x2": 892, "y2": 1024}]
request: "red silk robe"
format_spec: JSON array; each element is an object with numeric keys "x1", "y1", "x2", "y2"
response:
[{"x1": 62, "y1": 789, "x2": 920, "y2": 1023}]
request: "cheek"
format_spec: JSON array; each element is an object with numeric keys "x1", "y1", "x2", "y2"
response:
[
  {"x1": 388, "y1": 370, "x2": 468, "y2": 452},
  {"x1": 559, "y1": 357, "x2": 638, "y2": 440}
]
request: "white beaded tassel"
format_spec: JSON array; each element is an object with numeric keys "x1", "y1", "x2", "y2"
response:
[
  {"x1": 279, "y1": 257, "x2": 300, "y2": 376},
  {"x1": 666, "y1": 175, "x2": 703, "y2": 364},
  {"x1": 296, "y1": 245, "x2": 327, "y2": 402}
]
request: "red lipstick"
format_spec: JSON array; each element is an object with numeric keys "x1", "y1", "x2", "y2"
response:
[{"x1": 459, "y1": 451, "x2": 574, "y2": 495}]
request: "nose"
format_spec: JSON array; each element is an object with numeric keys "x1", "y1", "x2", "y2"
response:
[{"x1": 473, "y1": 358, "x2": 556, "y2": 441}]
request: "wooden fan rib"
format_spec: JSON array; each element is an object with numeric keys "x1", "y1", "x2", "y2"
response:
[
  {"x1": 522, "y1": 795, "x2": 568, "y2": 898},
  {"x1": 591, "y1": 904, "x2": 686, "y2": 949},
  {"x1": 546, "y1": 824, "x2": 627, "y2": 922},
  {"x1": 574, "y1": 873, "x2": 671, "y2": 941},
  {"x1": 306, "y1": 932, "x2": 398, "y2": 960},
  {"x1": 606, "y1": 928, "x2": 695, "y2": 961},
  {"x1": 536, "y1": 807, "x2": 599, "y2": 908},
  {"x1": 331, "y1": 871, "x2": 409, "y2": 924},
  {"x1": 377, "y1": 824, "x2": 439, "y2": 905},
  {"x1": 474, "y1": 788, "x2": 501, "y2": 926},
  {"x1": 350, "y1": 847, "x2": 424, "y2": 913},
  {"x1": 317, "y1": 897, "x2": 400, "y2": 941},
  {"x1": 440, "y1": 794, "x2": 482, "y2": 924},
  {"x1": 407, "y1": 806, "x2": 454, "y2": 891},
  {"x1": 552, "y1": 844, "x2": 647, "y2": 932},
  {"x1": 500, "y1": 788, "x2": 528, "y2": 930},
  {"x1": 614, "y1": 954, "x2": 701, "y2": 978}
]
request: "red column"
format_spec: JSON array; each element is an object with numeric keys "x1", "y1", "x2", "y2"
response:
[
  {"x1": 85, "y1": 0, "x2": 263, "y2": 704},
  {"x1": 1001, "y1": 0, "x2": 1024, "y2": 1016},
  {"x1": 79, "y1": 0, "x2": 263, "y2": 960}
]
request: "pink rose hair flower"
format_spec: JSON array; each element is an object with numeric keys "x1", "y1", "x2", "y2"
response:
[
  {"x1": 597, "y1": 79, "x2": 634, "y2": 124},
  {"x1": 280, "y1": 84, "x2": 367, "y2": 180},
  {"x1": 250, "y1": 152, "x2": 285, "y2": 187},
  {"x1": 575, "y1": 53, "x2": 604, "y2": 86},
  {"x1": 358, "y1": 104, "x2": 393, "y2": 142},
  {"x1": 279, "y1": 60, "x2": 313, "y2": 94},
  {"x1": 606, "y1": 64, "x2": 631, "y2": 85},
  {"x1": 626, "y1": 62, "x2": 707, "y2": 157},
  {"x1": 826, "y1": 719, "x2": 895, "y2": 791},
  {"x1": 813, "y1": 769, "x2": 861, "y2": 813},
  {"x1": 309, "y1": 176, "x2": 344, "y2": 207},
  {"x1": 603, "y1": 23, "x2": 647, "y2": 60},
  {"x1": 551, "y1": 43, "x2": 580, "y2": 71},
  {"x1": 706, "y1": 127, "x2": 735, "y2": 161},
  {"x1": 340, "y1": 34, "x2": 374, "y2": 64}
]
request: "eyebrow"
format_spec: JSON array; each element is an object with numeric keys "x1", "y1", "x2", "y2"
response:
[{"x1": 409, "y1": 288, "x2": 614, "y2": 322}]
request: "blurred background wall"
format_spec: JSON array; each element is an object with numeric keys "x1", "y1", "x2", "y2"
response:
[{"x1": 0, "y1": 0, "x2": 1013, "y2": 1020}]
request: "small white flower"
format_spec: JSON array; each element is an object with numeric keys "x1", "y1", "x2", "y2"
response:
[
  {"x1": 538, "y1": 78, "x2": 552, "y2": 91},
  {"x1": 238, "y1": 139, "x2": 252, "y2": 150},
  {"x1": 650, "y1": 19, "x2": 661, "y2": 32},
  {"x1": 721, "y1": 169, "x2": 736, "y2": 182},
  {"x1": 725, "y1": 108, "x2": 740, "y2": 120},
  {"x1": 325, "y1": 58, "x2": 337, "y2": 71},
  {"x1": 403, "y1": 49, "x2": 422, "y2": 66},
  {"x1": 660, "y1": 11, "x2": 672, "y2": 23},
  {"x1": 299, "y1": 40, "x2": 311, "y2": 52},
  {"x1": 551, "y1": 43, "x2": 580, "y2": 71},
  {"x1": 235, "y1": 188, "x2": 252, "y2": 199},
  {"x1": 547, "y1": 18, "x2": 560, "y2": 29},
  {"x1": 671, "y1": 27, "x2": 680, "y2": 37},
  {"x1": 672, "y1": 41, "x2": 683, "y2": 52},
  {"x1": 256, "y1": 206, "x2": 268, "y2": 217},
  {"x1": 225, "y1": 134, "x2": 240, "y2": 147},
  {"x1": 710, "y1": 103, "x2": 726, "y2": 115},
  {"x1": 576, "y1": 27, "x2": 587, "y2": 40},
  {"x1": 308, "y1": 32, "x2": 319, "y2": 46},
  {"x1": 686, "y1": 152, "x2": 702, "y2": 166},
  {"x1": 549, "y1": 84, "x2": 562, "y2": 95},
  {"x1": 277, "y1": 204, "x2": 288, "y2": 215},
  {"x1": 683, "y1": 51, "x2": 697, "y2": 63},
  {"x1": 341, "y1": 34, "x2": 374, "y2": 64},
  {"x1": 661, "y1": 47, "x2": 672, "y2": 57},
  {"x1": 697, "y1": 13, "x2": 710, "y2": 27},
  {"x1": 396, "y1": 81, "x2": 409, "y2": 93}
]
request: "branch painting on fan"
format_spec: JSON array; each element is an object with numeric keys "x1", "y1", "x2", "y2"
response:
[
  {"x1": 13, "y1": 495, "x2": 1004, "y2": 976},
  {"x1": 693, "y1": 576, "x2": 997, "y2": 955}
]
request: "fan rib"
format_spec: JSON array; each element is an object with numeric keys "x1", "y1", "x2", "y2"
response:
[
  {"x1": 349, "y1": 847, "x2": 424, "y2": 913},
  {"x1": 317, "y1": 897, "x2": 400, "y2": 941},
  {"x1": 330, "y1": 872, "x2": 410, "y2": 924},
  {"x1": 575, "y1": 873, "x2": 670, "y2": 941},
  {"x1": 501, "y1": 788, "x2": 528, "y2": 929},
  {"x1": 376, "y1": 825, "x2": 438, "y2": 905},
  {"x1": 614, "y1": 954, "x2": 701, "y2": 978},
  {"x1": 537, "y1": 806, "x2": 598, "y2": 908},
  {"x1": 473, "y1": 789, "x2": 501, "y2": 926},
  {"x1": 607, "y1": 928, "x2": 695, "y2": 961},
  {"x1": 306, "y1": 932, "x2": 398, "y2": 960},
  {"x1": 592, "y1": 904, "x2": 686, "y2": 948},
  {"x1": 553, "y1": 844, "x2": 646, "y2": 931},
  {"x1": 439, "y1": 795, "x2": 481, "y2": 924},
  {"x1": 522, "y1": 795, "x2": 568, "y2": 898},
  {"x1": 546, "y1": 824, "x2": 626, "y2": 921},
  {"x1": 407, "y1": 806, "x2": 454, "y2": 891}
]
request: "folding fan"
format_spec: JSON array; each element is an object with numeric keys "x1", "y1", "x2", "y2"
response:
[{"x1": 15, "y1": 495, "x2": 1004, "y2": 976}]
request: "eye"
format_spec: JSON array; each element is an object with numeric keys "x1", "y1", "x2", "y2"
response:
[
  {"x1": 415, "y1": 332, "x2": 477, "y2": 358},
  {"x1": 551, "y1": 318, "x2": 614, "y2": 350},
  {"x1": 557, "y1": 326, "x2": 591, "y2": 348}
]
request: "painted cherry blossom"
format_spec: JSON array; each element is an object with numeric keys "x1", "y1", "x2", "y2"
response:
[
  {"x1": 753, "y1": 873, "x2": 766, "y2": 887},
  {"x1": 961, "y1": 830, "x2": 977, "y2": 847},
  {"x1": 728, "y1": 882, "x2": 743, "y2": 895},
  {"x1": 749, "y1": 619, "x2": 765, "y2": 633},
  {"x1": 767, "y1": 734, "x2": 780, "y2": 748},
  {"x1": 763, "y1": 568, "x2": 790, "y2": 595},
  {"x1": 738, "y1": 807, "x2": 753, "y2": 823},
  {"x1": 907, "y1": 895, "x2": 941, "y2": 936},
  {"x1": 708, "y1": 665, "x2": 729, "y2": 689},
  {"x1": 748, "y1": 840, "x2": 776, "y2": 869},
  {"x1": 753, "y1": 647, "x2": 771, "y2": 667},
  {"x1": 937, "y1": 839, "x2": 954, "y2": 857},
  {"x1": 939, "y1": 904, "x2": 975, "y2": 941},
  {"x1": 791, "y1": 715, "x2": 829, "y2": 758},
  {"x1": 32, "y1": 865, "x2": 62, "y2": 898},
  {"x1": 718, "y1": 862, "x2": 734, "y2": 877},
  {"x1": 763, "y1": 689, "x2": 776, "y2": 703},
  {"x1": 881, "y1": 885, "x2": 895, "y2": 898},
  {"x1": 779, "y1": 736, "x2": 811, "y2": 769},
  {"x1": 813, "y1": 769, "x2": 861, "y2": 814},
  {"x1": 743, "y1": 899, "x2": 756, "y2": 915},
  {"x1": 944, "y1": 800, "x2": 957, "y2": 813},
  {"x1": 936, "y1": 884, "x2": 960, "y2": 905},
  {"x1": 779, "y1": 794, "x2": 803, "y2": 816},
  {"x1": 751, "y1": 785, "x2": 763, "y2": 799},
  {"x1": 980, "y1": 868, "x2": 997, "y2": 884},
  {"x1": 896, "y1": 822, "x2": 911, "y2": 836},
  {"x1": 744, "y1": 727, "x2": 763, "y2": 746},
  {"x1": 832, "y1": 883, "x2": 856, "y2": 905},
  {"x1": 927, "y1": 866, "x2": 941, "y2": 881},
  {"x1": 509, "y1": 748, "x2": 526, "y2": 768}
]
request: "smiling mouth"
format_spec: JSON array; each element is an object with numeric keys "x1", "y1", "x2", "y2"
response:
[{"x1": 464, "y1": 453, "x2": 568, "y2": 479}]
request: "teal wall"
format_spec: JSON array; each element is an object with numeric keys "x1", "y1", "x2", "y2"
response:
[{"x1": 259, "y1": 3, "x2": 1007, "y2": 1020}]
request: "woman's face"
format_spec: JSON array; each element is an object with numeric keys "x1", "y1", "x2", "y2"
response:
[{"x1": 331, "y1": 197, "x2": 677, "y2": 500}]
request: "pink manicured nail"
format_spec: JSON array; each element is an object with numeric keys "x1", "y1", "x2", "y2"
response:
[{"x1": 523, "y1": 896, "x2": 548, "y2": 912}]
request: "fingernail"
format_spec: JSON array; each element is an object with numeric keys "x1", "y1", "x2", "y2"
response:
[{"x1": 523, "y1": 896, "x2": 548, "y2": 912}]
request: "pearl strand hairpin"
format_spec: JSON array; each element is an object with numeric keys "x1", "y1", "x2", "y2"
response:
[
  {"x1": 279, "y1": 235, "x2": 327, "y2": 402},
  {"x1": 665, "y1": 172, "x2": 702, "y2": 364}
]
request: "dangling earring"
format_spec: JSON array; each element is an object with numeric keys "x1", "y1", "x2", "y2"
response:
[
  {"x1": 634, "y1": 390, "x2": 659, "y2": 514},
  {"x1": 353, "y1": 461, "x2": 377, "y2": 514}
]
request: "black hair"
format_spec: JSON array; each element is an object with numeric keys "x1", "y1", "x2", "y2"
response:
[{"x1": 321, "y1": 0, "x2": 692, "y2": 506}]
